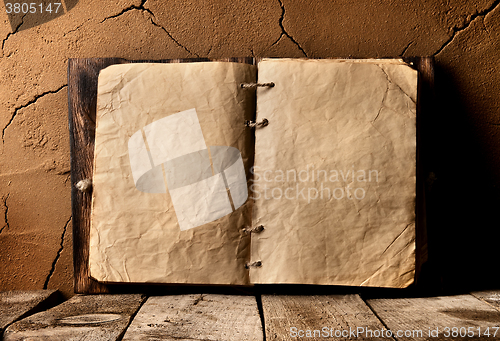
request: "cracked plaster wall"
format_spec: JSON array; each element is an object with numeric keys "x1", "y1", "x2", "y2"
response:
[{"x1": 0, "y1": 0, "x2": 499, "y2": 297}]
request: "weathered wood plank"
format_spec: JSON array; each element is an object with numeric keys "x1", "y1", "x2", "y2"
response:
[
  {"x1": 413, "y1": 56, "x2": 434, "y2": 285},
  {"x1": 367, "y1": 294, "x2": 500, "y2": 340},
  {"x1": 262, "y1": 294, "x2": 388, "y2": 340},
  {"x1": 472, "y1": 290, "x2": 500, "y2": 311},
  {"x1": 3, "y1": 294, "x2": 144, "y2": 340},
  {"x1": 122, "y1": 294, "x2": 263, "y2": 341},
  {"x1": 0, "y1": 290, "x2": 59, "y2": 335},
  {"x1": 69, "y1": 58, "x2": 127, "y2": 295}
]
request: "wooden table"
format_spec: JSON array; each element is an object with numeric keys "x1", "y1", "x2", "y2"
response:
[{"x1": 2, "y1": 289, "x2": 500, "y2": 340}]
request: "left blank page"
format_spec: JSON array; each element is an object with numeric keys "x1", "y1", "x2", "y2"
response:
[{"x1": 90, "y1": 62, "x2": 256, "y2": 285}]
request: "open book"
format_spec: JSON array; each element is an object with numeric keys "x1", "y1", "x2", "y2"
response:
[{"x1": 90, "y1": 58, "x2": 418, "y2": 288}]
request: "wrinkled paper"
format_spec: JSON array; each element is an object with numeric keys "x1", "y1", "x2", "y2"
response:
[
  {"x1": 128, "y1": 108, "x2": 248, "y2": 231},
  {"x1": 91, "y1": 59, "x2": 417, "y2": 288},
  {"x1": 90, "y1": 62, "x2": 256, "y2": 284},
  {"x1": 250, "y1": 59, "x2": 417, "y2": 287}
]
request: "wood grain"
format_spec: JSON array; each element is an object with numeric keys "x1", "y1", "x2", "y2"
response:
[
  {"x1": 121, "y1": 294, "x2": 263, "y2": 340},
  {"x1": 0, "y1": 290, "x2": 59, "y2": 336},
  {"x1": 262, "y1": 294, "x2": 387, "y2": 340},
  {"x1": 69, "y1": 58, "x2": 126, "y2": 294},
  {"x1": 367, "y1": 294, "x2": 500, "y2": 340},
  {"x1": 413, "y1": 57, "x2": 434, "y2": 284},
  {"x1": 472, "y1": 290, "x2": 500, "y2": 311},
  {"x1": 3, "y1": 294, "x2": 145, "y2": 341},
  {"x1": 68, "y1": 57, "x2": 254, "y2": 294}
]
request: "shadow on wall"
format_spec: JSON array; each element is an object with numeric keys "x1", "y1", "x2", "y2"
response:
[
  {"x1": 423, "y1": 62, "x2": 500, "y2": 293},
  {"x1": 4, "y1": 0, "x2": 78, "y2": 32}
]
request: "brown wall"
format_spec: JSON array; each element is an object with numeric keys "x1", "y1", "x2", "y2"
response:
[{"x1": 1, "y1": 0, "x2": 499, "y2": 298}]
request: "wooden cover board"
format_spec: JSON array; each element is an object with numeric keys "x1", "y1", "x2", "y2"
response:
[{"x1": 68, "y1": 57, "x2": 432, "y2": 293}]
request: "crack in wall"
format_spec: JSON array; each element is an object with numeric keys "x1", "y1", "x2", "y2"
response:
[
  {"x1": 2, "y1": 84, "x2": 67, "y2": 145},
  {"x1": 434, "y1": 0, "x2": 500, "y2": 56},
  {"x1": 100, "y1": 0, "x2": 198, "y2": 57},
  {"x1": 62, "y1": 18, "x2": 92, "y2": 37},
  {"x1": 272, "y1": 0, "x2": 308, "y2": 57},
  {"x1": 1, "y1": 12, "x2": 27, "y2": 55},
  {"x1": 146, "y1": 18, "x2": 198, "y2": 57},
  {"x1": 99, "y1": 0, "x2": 149, "y2": 23},
  {"x1": 399, "y1": 41, "x2": 414, "y2": 57},
  {"x1": 43, "y1": 215, "x2": 72, "y2": 289},
  {"x1": 0, "y1": 194, "x2": 10, "y2": 235}
]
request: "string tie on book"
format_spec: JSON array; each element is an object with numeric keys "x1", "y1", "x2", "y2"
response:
[
  {"x1": 245, "y1": 261, "x2": 262, "y2": 269},
  {"x1": 244, "y1": 225, "x2": 265, "y2": 234},
  {"x1": 75, "y1": 179, "x2": 92, "y2": 193},
  {"x1": 240, "y1": 82, "x2": 275, "y2": 89},
  {"x1": 245, "y1": 119, "x2": 269, "y2": 128}
]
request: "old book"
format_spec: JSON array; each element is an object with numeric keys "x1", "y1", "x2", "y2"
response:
[{"x1": 89, "y1": 58, "x2": 418, "y2": 287}]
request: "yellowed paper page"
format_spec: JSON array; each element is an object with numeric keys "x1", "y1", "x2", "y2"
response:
[
  {"x1": 90, "y1": 62, "x2": 256, "y2": 285},
  {"x1": 250, "y1": 58, "x2": 417, "y2": 287}
]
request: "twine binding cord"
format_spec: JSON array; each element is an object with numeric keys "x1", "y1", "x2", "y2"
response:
[
  {"x1": 75, "y1": 179, "x2": 92, "y2": 193},
  {"x1": 245, "y1": 118, "x2": 269, "y2": 128},
  {"x1": 244, "y1": 225, "x2": 265, "y2": 234},
  {"x1": 245, "y1": 261, "x2": 262, "y2": 269},
  {"x1": 240, "y1": 82, "x2": 275, "y2": 89}
]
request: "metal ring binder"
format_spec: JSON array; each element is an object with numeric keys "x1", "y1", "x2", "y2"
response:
[
  {"x1": 245, "y1": 119, "x2": 269, "y2": 128},
  {"x1": 240, "y1": 82, "x2": 275, "y2": 89},
  {"x1": 245, "y1": 261, "x2": 262, "y2": 269},
  {"x1": 244, "y1": 225, "x2": 265, "y2": 234}
]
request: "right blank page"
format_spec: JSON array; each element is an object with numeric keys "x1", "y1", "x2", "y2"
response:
[{"x1": 250, "y1": 58, "x2": 417, "y2": 287}]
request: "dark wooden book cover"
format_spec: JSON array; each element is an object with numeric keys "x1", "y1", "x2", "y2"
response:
[{"x1": 68, "y1": 57, "x2": 432, "y2": 294}]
